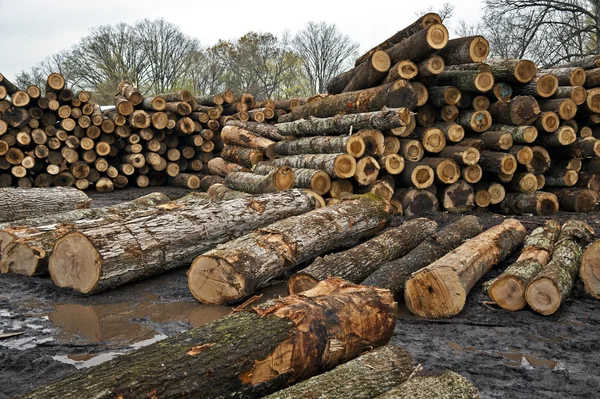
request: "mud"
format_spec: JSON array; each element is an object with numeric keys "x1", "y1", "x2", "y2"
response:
[{"x1": 1, "y1": 189, "x2": 599, "y2": 398}]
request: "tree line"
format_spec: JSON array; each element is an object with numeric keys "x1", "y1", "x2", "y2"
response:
[{"x1": 15, "y1": 19, "x2": 359, "y2": 104}]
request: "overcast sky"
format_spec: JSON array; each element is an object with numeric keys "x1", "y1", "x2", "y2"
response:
[{"x1": 0, "y1": 0, "x2": 483, "y2": 80}]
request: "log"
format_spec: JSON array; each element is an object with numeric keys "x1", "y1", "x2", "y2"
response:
[
  {"x1": 513, "y1": 74, "x2": 559, "y2": 98},
  {"x1": 254, "y1": 164, "x2": 332, "y2": 195},
  {"x1": 399, "y1": 162, "x2": 434, "y2": 188},
  {"x1": 581, "y1": 238, "x2": 600, "y2": 299},
  {"x1": 383, "y1": 60, "x2": 418, "y2": 83},
  {"x1": 525, "y1": 146, "x2": 551, "y2": 174},
  {"x1": 538, "y1": 98, "x2": 577, "y2": 120},
  {"x1": 437, "y1": 35, "x2": 490, "y2": 65},
  {"x1": 462, "y1": 164, "x2": 483, "y2": 184},
  {"x1": 330, "y1": 179, "x2": 354, "y2": 198},
  {"x1": 405, "y1": 219, "x2": 526, "y2": 318},
  {"x1": 363, "y1": 216, "x2": 483, "y2": 298},
  {"x1": 488, "y1": 96, "x2": 540, "y2": 125},
  {"x1": 489, "y1": 82, "x2": 513, "y2": 101},
  {"x1": 440, "y1": 105, "x2": 460, "y2": 123},
  {"x1": 354, "y1": 156, "x2": 380, "y2": 185},
  {"x1": 266, "y1": 153, "x2": 357, "y2": 179},
  {"x1": 422, "y1": 158, "x2": 460, "y2": 184},
  {"x1": 434, "y1": 122, "x2": 464, "y2": 143},
  {"x1": 343, "y1": 51, "x2": 392, "y2": 92},
  {"x1": 506, "y1": 172, "x2": 538, "y2": 193},
  {"x1": 288, "y1": 219, "x2": 437, "y2": 294},
  {"x1": 224, "y1": 167, "x2": 295, "y2": 194},
  {"x1": 263, "y1": 345, "x2": 415, "y2": 399},
  {"x1": 373, "y1": 370, "x2": 479, "y2": 399},
  {"x1": 439, "y1": 180, "x2": 475, "y2": 212},
  {"x1": 479, "y1": 130, "x2": 514, "y2": 150},
  {"x1": 436, "y1": 70, "x2": 494, "y2": 92},
  {"x1": 576, "y1": 172, "x2": 600, "y2": 191},
  {"x1": 0, "y1": 72, "x2": 19, "y2": 95},
  {"x1": 274, "y1": 135, "x2": 365, "y2": 158},
  {"x1": 545, "y1": 168, "x2": 578, "y2": 187},
  {"x1": 207, "y1": 157, "x2": 249, "y2": 177},
  {"x1": 354, "y1": 13, "x2": 442, "y2": 66},
  {"x1": 0, "y1": 187, "x2": 90, "y2": 223},
  {"x1": 0, "y1": 193, "x2": 174, "y2": 276},
  {"x1": 221, "y1": 125, "x2": 277, "y2": 158},
  {"x1": 276, "y1": 107, "x2": 412, "y2": 137},
  {"x1": 485, "y1": 58, "x2": 537, "y2": 83},
  {"x1": 498, "y1": 192, "x2": 560, "y2": 215},
  {"x1": 478, "y1": 151, "x2": 517, "y2": 174},
  {"x1": 280, "y1": 80, "x2": 418, "y2": 123},
  {"x1": 539, "y1": 67, "x2": 586, "y2": 86},
  {"x1": 526, "y1": 221, "x2": 594, "y2": 315},
  {"x1": 472, "y1": 95, "x2": 491, "y2": 110},
  {"x1": 534, "y1": 111, "x2": 560, "y2": 133},
  {"x1": 560, "y1": 137, "x2": 600, "y2": 157},
  {"x1": 489, "y1": 124, "x2": 538, "y2": 144},
  {"x1": 379, "y1": 154, "x2": 405, "y2": 175},
  {"x1": 48, "y1": 190, "x2": 317, "y2": 294},
  {"x1": 423, "y1": 86, "x2": 462, "y2": 108},
  {"x1": 221, "y1": 145, "x2": 263, "y2": 168},
  {"x1": 584, "y1": 88, "x2": 600, "y2": 113},
  {"x1": 385, "y1": 24, "x2": 449, "y2": 64},
  {"x1": 189, "y1": 195, "x2": 392, "y2": 304},
  {"x1": 487, "y1": 220, "x2": 561, "y2": 311},
  {"x1": 411, "y1": 127, "x2": 446, "y2": 152},
  {"x1": 546, "y1": 188, "x2": 598, "y2": 212},
  {"x1": 552, "y1": 86, "x2": 587, "y2": 105},
  {"x1": 207, "y1": 184, "x2": 251, "y2": 201},
  {"x1": 18, "y1": 279, "x2": 396, "y2": 399}
]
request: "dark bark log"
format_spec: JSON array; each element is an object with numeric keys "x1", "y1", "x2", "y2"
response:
[
  {"x1": 421, "y1": 157, "x2": 460, "y2": 184},
  {"x1": 410, "y1": 127, "x2": 446, "y2": 152},
  {"x1": 538, "y1": 98, "x2": 577, "y2": 120},
  {"x1": 382, "y1": 60, "x2": 418, "y2": 83},
  {"x1": 189, "y1": 195, "x2": 392, "y2": 304},
  {"x1": 534, "y1": 111, "x2": 560, "y2": 133},
  {"x1": 497, "y1": 192, "x2": 559, "y2": 215},
  {"x1": 486, "y1": 59, "x2": 537, "y2": 83},
  {"x1": 0, "y1": 73, "x2": 19, "y2": 95},
  {"x1": 385, "y1": 24, "x2": 449, "y2": 64},
  {"x1": 488, "y1": 96, "x2": 541, "y2": 125},
  {"x1": 427, "y1": 86, "x2": 462, "y2": 108},
  {"x1": 363, "y1": 216, "x2": 483, "y2": 298},
  {"x1": 560, "y1": 55, "x2": 600, "y2": 69},
  {"x1": 221, "y1": 145, "x2": 263, "y2": 168},
  {"x1": 417, "y1": 55, "x2": 446, "y2": 78},
  {"x1": 545, "y1": 188, "x2": 598, "y2": 213},
  {"x1": 274, "y1": 135, "x2": 365, "y2": 158},
  {"x1": 513, "y1": 74, "x2": 559, "y2": 98},
  {"x1": 478, "y1": 130, "x2": 514, "y2": 150},
  {"x1": 436, "y1": 70, "x2": 494, "y2": 93},
  {"x1": 394, "y1": 188, "x2": 439, "y2": 216},
  {"x1": 405, "y1": 219, "x2": 526, "y2": 318},
  {"x1": 552, "y1": 86, "x2": 587, "y2": 105},
  {"x1": 490, "y1": 82, "x2": 513, "y2": 101},
  {"x1": 478, "y1": 151, "x2": 517, "y2": 174},
  {"x1": 456, "y1": 110, "x2": 492, "y2": 132},
  {"x1": 545, "y1": 168, "x2": 578, "y2": 187},
  {"x1": 399, "y1": 162, "x2": 434, "y2": 188},
  {"x1": 525, "y1": 146, "x2": 551, "y2": 174},
  {"x1": 221, "y1": 125, "x2": 277, "y2": 158},
  {"x1": 288, "y1": 219, "x2": 437, "y2": 294},
  {"x1": 439, "y1": 146, "x2": 480, "y2": 166},
  {"x1": 437, "y1": 36, "x2": 490, "y2": 65}
]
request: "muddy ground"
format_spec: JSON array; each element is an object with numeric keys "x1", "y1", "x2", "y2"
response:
[{"x1": 1, "y1": 188, "x2": 599, "y2": 398}]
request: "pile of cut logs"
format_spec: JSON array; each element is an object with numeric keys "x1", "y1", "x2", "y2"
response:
[{"x1": 201, "y1": 13, "x2": 600, "y2": 215}]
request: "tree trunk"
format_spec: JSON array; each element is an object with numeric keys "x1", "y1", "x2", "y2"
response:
[
  {"x1": 479, "y1": 131, "x2": 514, "y2": 150},
  {"x1": 221, "y1": 125, "x2": 277, "y2": 158},
  {"x1": 488, "y1": 96, "x2": 540, "y2": 125},
  {"x1": 0, "y1": 193, "x2": 176, "y2": 276},
  {"x1": 506, "y1": 172, "x2": 538, "y2": 193},
  {"x1": 279, "y1": 81, "x2": 418, "y2": 123},
  {"x1": 490, "y1": 124, "x2": 538, "y2": 144},
  {"x1": 552, "y1": 86, "x2": 587, "y2": 105},
  {"x1": 526, "y1": 221, "x2": 594, "y2": 315},
  {"x1": 383, "y1": 60, "x2": 418, "y2": 83},
  {"x1": 405, "y1": 219, "x2": 526, "y2": 318},
  {"x1": 513, "y1": 74, "x2": 559, "y2": 98},
  {"x1": 263, "y1": 345, "x2": 414, "y2": 399},
  {"x1": 342, "y1": 51, "x2": 392, "y2": 92},
  {"x1": 274, "y1": 135, "x2": 365, "y2": 158},
  {"x1": 456, "y1": 110, "x2": 492, "y2": 132},
  {"x1": 485, "y1": 58, "x2": 537, "y2": 83},
  {"x1": 399, "y1": 162, "x2": 434, "y2": 188},
  {"x1": 478, "y1": 151, "x2": 517, "y2": 174},
  {"x1": 207, "y1": 157, "x2": 249, "y2": 177},
  {"x1": 17, "y1": 279, "x2": 397, "y2": 399},
  {"x1": 438, "y1": 36, "x2": 490, "y2": 65},
  {"x1": 48, "y1": 190, "x2": 317, "y2": 294},
  {"x1": 288, "y1": 219, "x2": 437, "y2": 294},
  {"x1": 438, "y1": 146, "x2": 480, "y2": 166},
  {"x1": 254, "y1": 163, "x2": 331, "y2": 195},
  {"x1": 167, "y1": 174, "x2": 201, "y2": 190},
  {"x1": 373, "y1": 370, "x2": 479, "y2": 399},
  {"x1": 225, "y1": 120, "x2": 284, "y2": 141},
  {"x1": 436, "y1": 70, "x2": 494, "y2": 93},
  {"x1": 385, "y1": 24, "x2": 449, "y2": 64},
  {"x1": 534, "y1": 111, "x2": 560, "y2": 133},
  {"x1": 189, "y1": 195, "x2": 392, "y2": 304},
  {"x1": 545, "y1": 188, "x2": 598, "y2": 213},
  {"x1": 354, "y1": 13, "x2": 442, "y2": 66},
  {"x1": 221, "y1": 145, "x2": 263, "y2": 168},
  {"x1": 362, "y1": 216, "x2": 482, "y2": 298},
  {"x1": 498, "y1": 192, "x2": 559, "y2": 215},
  {"x1": 0, "y1": 187, "x2": 90, "y2": 224},
  {"x1": 224, "y1": 167, "x2": 295, "y2": 194},
  {"x1": 265, "y1": 153, "x2": 357, "y2": 179},
  {"x1": 276, "y1": 107, "x2": 411, "y2": 137},
  {"x1": 487, "y1": 220, "x2": 561, "y2": 311},
  {"x1": 544, "y1": 168, "x2": 578, "y2": 187},
  {"x1": 438, "y1": 180, "x2": 475, "y2": 212}
]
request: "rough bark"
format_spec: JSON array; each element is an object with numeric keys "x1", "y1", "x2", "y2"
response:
[
  {"x1": 224, "y1": 167, "x2": 295, "y2": 194},
  {"x1": 48, "y1": 190, "x2": 317, "y2": 294},
  {"x1": 276, "y1": 107, "x2": 411, "y2": 137},
  {"x1": 362, "y1": 216, "x2": 483, "y2": 298},
  {"x1": 478, "y1": 151, "x2": 517, "y2": 174},
  {"x1": 399, "y1": 162, "x2": 434, "y2": 188},
  {"x1": 545, "y1": 188, "x2": 598, "y2": 213},
  {"x1": 373, "y1": 370, "x2": 480, "y2": 399},
  {"x1": 221, "y1": 145, "x2": 264, "y2": 168},
  {"x1": 486, "y1": 59, "x2": 537, "y2": 84},
  {"x1": 497, "y1": 192, "x2": 560, "y2": 215},
  {"x1": 225, "y1": 120, "x2": 284, "y2": 141},
  {"x1": 0, "y1": 187, "x2": 90, "y2": 223},
  {"x1": 434, "y1": 122, "x2": 464, "y2": 143},
  {"x1": 552, "y1": 86, "x2": 587, "y2": 105},
  {"x1": 405, "y1": 219, "x2": 526, "y2": 318},
  {"x1": 385, "y1": 24, "x2": 449, "y2": 65},
  {"x1": 207, "y1": 157, "x2": 249, "y2": 177},
  {"x1": 506, "y1": 172, "x2": 538, "y2": 193},
  {"x1": 544, "y1": 168, "x2": 578, "y2": 187},
  {"x1": 288, "y1": 219, "x2": 437, "y2": 294},
  {"x1": 489, "y1": 124, "x2": 538, "y2": 144},
  {"x1": 437, "y1": 36, "x2": 490, "y2": 65},
  {"x1": 265, "y1": 153, "x2": 357, "y2": 179},
  {"x1": 343, "y1": 51, "x2": 392, "y2": 92},
  {"x1": 488, "y1": 96, "x2": 541, "y2": 125},
  {"x1": 456, "y1": 110, "x2": 492, "y2": 133},
  {"x1": 17, "y1": 279, "x2": 396, "y2": 399},
  {"x1": 383, "y1": 60, "x2": 418, "y2": 83},
  {"x1": 436, "y1": 70, "x2": 494, "y2": 93},
  {"x1": 526, "y1": 221, "x2": 594, "y2": 315},
  {"x1": 274, "y1": 135, "x2": 365, "y2": 158},
  {"x1": 513, "y1": 74, "x2": 559, "y2": 98},
  {"x1": 189, "y1": 195, "x2": 391, "y2": 304},
  {"x1": 584, "y1": 88, "x2": 600, "y2": 113}
]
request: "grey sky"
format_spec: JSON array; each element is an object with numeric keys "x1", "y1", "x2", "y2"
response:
[{"x1": 0, "y1": 0, "x2": 483, "y2": 80}]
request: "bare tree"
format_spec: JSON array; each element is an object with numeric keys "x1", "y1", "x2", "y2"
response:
[
  {"x1": 16, "y1": 51, "x2": 72, "y2": 90},
  {"x1": 417, "y1": 2, "x2": 455, "y2": 21},
  {"x1": 293, "y1": 21, "x2": 359, "y2": 94}
]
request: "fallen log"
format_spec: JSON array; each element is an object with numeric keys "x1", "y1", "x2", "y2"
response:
[
  {"x1": 405, "y1": 219, "x2": 526, "y2": 318},
  {"x1": 224, "y1": 167, "x2": 295, "y2": 194},
  {"x1": 221, "y1": 125, "x2": 277, "y2": 158},
  {"x1": 225, "y1": 120, "x2": 285, "y2": 141},
  {"x1": 287, "y1": 218, "x2": 437, "y2": 294},
  {"x1": 0, "y1": 187, "x2": 90, "y2": 224},
  {"x1": 497, "y1": 192, "x2": 559, "y2": 215},
  {"x1": 48, "y1": 190, "x2": 317, "y2": 294},
  {"x1": 253, "y1": 163, "x2": 331, "y2": 195},
  {"x1": 342, "y1": 51, "x2": 392, "y2": 92},
  {"x1": 274, "y1": 135, "x2": 365, "y2": 158},
  {"x1": 18, "y1": 279, "x2": 397, "y2": 399},
  {"x1": 373, "y1": 370, "x2": 479, "y2": 399},
  {"x1": 487, "y1": 220, "x2": 561, "y2": 311},
  {"x1": 546, "y1": 188, "x2": 598, "y2": 213},
  {"x1": 221, "y1": 145, "x2": 264, "y2": 168},
  {"x1": 263, "y1": 345, "x2": 414, "y2": 399},
  {"x1": 436, "y1": 35, "x2": 490, "y2": 65},
  {"x1": 265, "y1": 153, "x2": 357, "y2": 179},
  {"x1": 485, "y1": 58, "x2": 537, "y2": 83},
  {"x1": 207, "y1": 184, "x2": 251, "y2": 201},
  {"x1": 385, "y1": 24, "x2": 449, "y2": 64},
  {"x1": 526, "y1": 221, "x2": 594, "y2": 315},
  {"x1": 188, "y1": 194, "x2": 392, "y2": 304},
  {"x1": 362, "y1": 216, "x2": 482, "y2": 298}
]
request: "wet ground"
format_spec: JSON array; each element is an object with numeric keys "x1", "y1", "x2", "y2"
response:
[{"x1": 1, "y1": 188, "x2": 599, "y2": 398}]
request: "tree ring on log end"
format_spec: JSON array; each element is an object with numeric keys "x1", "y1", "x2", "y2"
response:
[
  {"x1": 514, "y1": 60, "x2": 537, "y2": 83},
  {"x1": 559, "y1": 100, "x2": 577, "y2": 120},
  {"x1": 334, "y1": 154, "x2": 357, "y2": 178},
  {"x1": 188, "y1": 256, "x2": 247, "y2": 304},
  {"x1": 489, "y1": 275, "x2": 526, "y2": 311},
  {"x1": 287, "y1": 273, "x2": 319, "y2": 295},
  {"x1": 422, "y1": 129, "x2": 445, "y2": 153},
  {"x1": 537, "y1": 75, "x2": 559, "y2": 97},
  {"x1": 427, "y1": 24, "x2": 449, "y2": 49},
  {"x1": 475, "y1": 190, "x2": 491, "y2": 207},
  {"x1": 371, "y1": 51, "x2": 391, "y2": 73},
  {"x1": 581, "y1": 241, "x2": 600, "y2": 299},
  {"x1": 384, "y1": 154, "x2": 405, "y2": 174},
  {"x1": 405, "y1": 266, "x2": 466, "y2": 318},
  {"x1": 412, "y1": 165, "x2": 434, "y2": 189},
  {"x1": 447, "y1": 124, "x2": 465, "y2": 142},
  {"x1": 571, "y1": 68, "x2": 586, "y2": 86},
  {"x1": 501, "y1": 155, "x2": 517, "y2": 174},
  {"x1": 489, "y1": 183, "x2": 505, "y2": 204},
  {"x1": 520, "y1": 174, "x2": 538, "y2": 193},
  {"x1": 471, "y1": 111, "x2": 491, "y2": 132},
  {"x1": 535, "y1": 174, "x2": 545, "y2": 190},
  {"x1": 564, "y1": 170, "x2": 579, "y2": 186},
  {"x1": 463, "y1": 164, "x2": 482, "y2": 183},
  {"x1": 0, "y1": 232, "x2": 42, "y2": 275},
  {"x1": 347, "y1": 136, "x2": 366, "y2": 158},
  {"x1": 526, "y1": 277, "x2": 560, "y2": 315},
  {"x1": 49, "y1": 232, "x2": 102, "y2": 294},
  {"x1": 474, "y1": 73, "x2": 494, "y2": 93},
  {"x1": 537, "y1": 194, "x2": 559, "y2": 215},
  {"x1": 429, "y1": 55, "x2": 445, "y2": 74},
  {"x1": 310, "y1": 171, "x2": 331, "y2": 195},
  {"x1": 47, "y1": 73, "x2": 65, "y2": 91},
  {"x1": 469, "y1": 36, "x2": 490, "y2": 62},
  {"x1": 572, "y1": 86, "x2": 587, "y2": 105}
]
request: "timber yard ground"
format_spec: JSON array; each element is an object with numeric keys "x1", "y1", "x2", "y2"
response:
[{"x1": 0, "y1": 188, "x2": 599, "y2": 399}]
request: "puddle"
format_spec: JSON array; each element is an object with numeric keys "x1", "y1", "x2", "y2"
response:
[
  {"x1": 53, "y1": 352, "x2": 124, "y2": 369},
  {"x1": 447, "y1": 341, "x2": 478, "y2": 352},
  {"x1": 499, "y1": 347, "x2": 562, "y2": 370}
]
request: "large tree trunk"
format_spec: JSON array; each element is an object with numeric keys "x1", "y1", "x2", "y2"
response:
[
  {"x1": 405, "y1": 219, "x2": 526, "y2": 318},
  {"x1": 385, "y1": 24, "x2": 449, "y2": 64},
  {"x1": 225, "y1": 120, "x2": 285, "y2": 141},
  {"x1": 498, "y1": 192, "x2": 559, "y2": 215},
  {"x1": 265, "y1": 153, "x2": 357, "y2": 179},
  {"x1": 485, "y1": 58, "x2": 537, "y2": 83},
  {"x1": 526, "y1": 221, "x2": 594, "y2": 315},
  {"x1": 263, "y1": 346, "x2": 415, "y2": 399},
  {"x1": 224, "y1": 167, "x2": 295, "y2": 194},
  {"x1": 362, "y1": 216, "x2": 482, "y2": 298},
  {"x1": 486, "y1": 220, "x2": 561, "y2": 311},
  {"x1": 0, "y1": 193, "x2": 175, "y2": 276},
  {"x1": 546, "y1": 188, "x2": 598, "y2": 213},
  {"x1": 580, "y1": 239, "x2": 600, "y2": 299},
  {"x1": 278, "y1": 81, "x2": 418, "y2": 123},
  {"x1": 48, "y1": 190, "x2": 317, "y2": 294},
  {"x1": 287, "y1": 219, "x2": 438, "y2": 295},
  {"x1": 254, "y1": 163, "x2": 332, "y2": 195},
  {"x1": 436, "y1": 36, "x2": 490, "y2": 65},
  {"x1": 0, "y1": 187, "x2": 90, "y2": 224},
  {"x1": 188, "y1": 195, "x2": 392, "y2": 304},
  {"x1": 488, "y1": 96, "x2": 541, "y2": 125},
  {"x1": 276, "y1": 107, "x2": 412, "y2": 137},
  {"x1": 274, "y1": 135, "x2": 366, "y2": 158},
  {"x1": 342, "y1": 51, "x2": 392, "y2": 93},
  {"x1": 17, "y1": 279, "x2": 397, "y2": 399},
  {"x1": 373, "y1": 370, "x2": 479, "y2": 399}
]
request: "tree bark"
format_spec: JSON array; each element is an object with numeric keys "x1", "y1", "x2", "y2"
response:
[
  {"x1": 497, "y1": 192, "x2": 559, "y2": 215},
  {"x1": 0, "y1": 72, "x2": 19, "y2": 95},
  {"x1": 276, "y1": 107, "x2": 411, "y2": 137},
  {"x1": 478, "y1": 151, "x2": 517, "y2": 174},
  {"x1": 405, "y1": 219, "x2": 526, "y2": 318},
  {"x1": 506, "y1": 172, "x2": 538, "y2": 193},
  {"x1": 436, "y1": 70, "x2": 494, "y2": 93},
  {"x1": 485, "y1": 58, "x2": 537, "y2": 83},
  {"x1": 207, "y1": 157, "x2": 249, "y2": 177},
  {"x1": 437, "y1": 36, "x2": 490, "y2": 65},
  {"x1": 545, "y1": 188, "x2": 598, "y2": 213},
  {"x1": 221, "y1": 125, "x2": 277, "y2": 158},
  {"x1": 399, "y1": 162, "x2": 434, "y2": 188},
  {"x1": 189, "y1": 195, "x2": 392, "y2": 304},
  {"x1": 342, "y1": 51, "x2": 392, "y2": 92},
  {"x1": 274, "y1": 135, "x2": 365, "y2": 158},
  {"x1": 373, "y1": 370, "x2": 479, "y2": 399},
  {"x1": 385, "y1": 24, "x2": 449, "y2": 64},
  {"x1": 490, "y1": 124, "x2": 538, "y2": 144},
  {"x1": 288, "y1": 219, "x2": 437, "y2": 294},
  {"x1": 48, "y1": 190, "x2": 317, "y2": 294},
  {"x1": 0, "y1": 187, "x2": 89, "y2": 224},
  {"x1": 224, "y1": 167, "x2": 295, "y2": 194},
  {"x1": 17, "y1": 279, "x2": 397, "y2": 399},
  {"x1": 265, "y1": 153, "x2": 357, "y2": 179},
  {"x1": 526, "y1": 221, "x2": 594, "y2": 315},
  {"x1": 544, "y1": 168, "x2": 578, "y2": 187},
  {"x1": 488, "y1": 96, "x2": 541, "y2": 125},
  {"x1": 534, "y1": 111, "x2": 560, "y2": 133},
  {"x1": 513, "y1": 74, "x2": 559, "y2": 98},
  {"x1": 221, "y1": 145, "x2": 263, "y2": 168},
  {"x1": 254, "y1": 163, "x2": 331, "y2": 195},
  {"x1": 225, "y1": 120, "x2": 284, "y2": 141},
  {"x1": 383, "y1": 60, "x2": 418, "y2": 83},
  {"x1": 486, "y1": 220, "x2": 561, "y2": 311}
]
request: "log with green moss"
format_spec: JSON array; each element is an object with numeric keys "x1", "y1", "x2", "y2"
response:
[
  {"x1": 17, "y1": 279, "x2": 397, "y2": 399},
  {"x1": 287, "y1": 218, "x2": 437, "y2": 294},
  {"x1": 189, "y1": 194, "x2": 392, "y2": 304},
  {"x1": 487, "y1": 220, "x2": 561, "y2": 311},
  {"x1": 264, "y1": 153, "x2": 357, "y2": 179}
]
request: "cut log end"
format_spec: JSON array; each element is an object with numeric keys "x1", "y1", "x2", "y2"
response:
[
  {"x1": 475, "y1": 190, "x2": 491, "y2": 207},
  {"x1": 537, "y1": 193, "x2": 560, "y2": 215},
  {"x1": 519, "y1": 173, "x2": 539, "y2": 193},
  {"x1": 49, "y1": 232, "x2": 102, "y2": 294},
  {"x1": 447, "y1": 124, "x2": 465, "y2": 143},
  {"x1": 287, "y1": 273, "x2": 319, "y2": 295},
  {"x1": 488, "y1": 183, "x2": 506, "y2": 205},
  {"x1": 470, "y1": 36, "x2": 490, "y2": 63},
  {"x1": 470, "y1": 110, "x2": 492, "y2": 132},
  {"x1": 188, "y1": 256, "x2": 248, "y2": 305},
  {"x1": 489, "y1": 275, "x2": 527, "y2": 311},
  {"x1": 463, "y1": 164, "x2": 482, "y2": 184},
  {"x1": 405, "y1": 266, "x2": 465, "y2": 318},
  {"x1": 412, "y1": 165, "x2": 435, "y2": 189},
  {"x1": 427, "y1": 24, "x2": 449, "y2": 50},
  {"x1": 422, "y1": 128, "x2": 446, "y2": 152},
  {"x1": 515, "y1": 60, "x2": 537, "y2": 83},
  {"x1": 475, "y1": 72, "x2": 494, "y2": 93},
  {"x1": 311, "y1": 171, "x2": 332, "y2": 195},
  {"x1": 47, "y1": 73, "x2": 65, "y2": 91},
  {"x1": 334, "y1": 154, "x2": 358, "y2": 178},
  {"x1": 371, "y1": 50, "x2": 392, "y2": 72},
  {"x1": 382, "y1": 154, "x2": 405, "y2": 174},
  {"x1": 500, "y1": 155, "x2": 517, "y2": 174},
  {"x1": 355, "y1": 157, "x2": 380, "y2": 186},
  {"x1": 571, "y1": 68, "x2": 586, "y2": 86},
  {"x1": 581, "y1": 241, "x2": 600, "y2": 299},
  {"x1": 347, "y1": 136, "x2": 366, "y2": 158},
  {"x1": 525, "y1": 277, "x2": 561, "y2": 315},
  {"x1": 0, "y1": 232, "x2": 42, "y2": 276},
  {"x1": 537, "y1": 74, "x2": 559, "y2": 98}
]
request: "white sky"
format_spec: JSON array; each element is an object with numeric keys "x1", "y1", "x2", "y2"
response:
[{"x1": 0, "y1": 0, "x2": 484, "y2": 80}]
